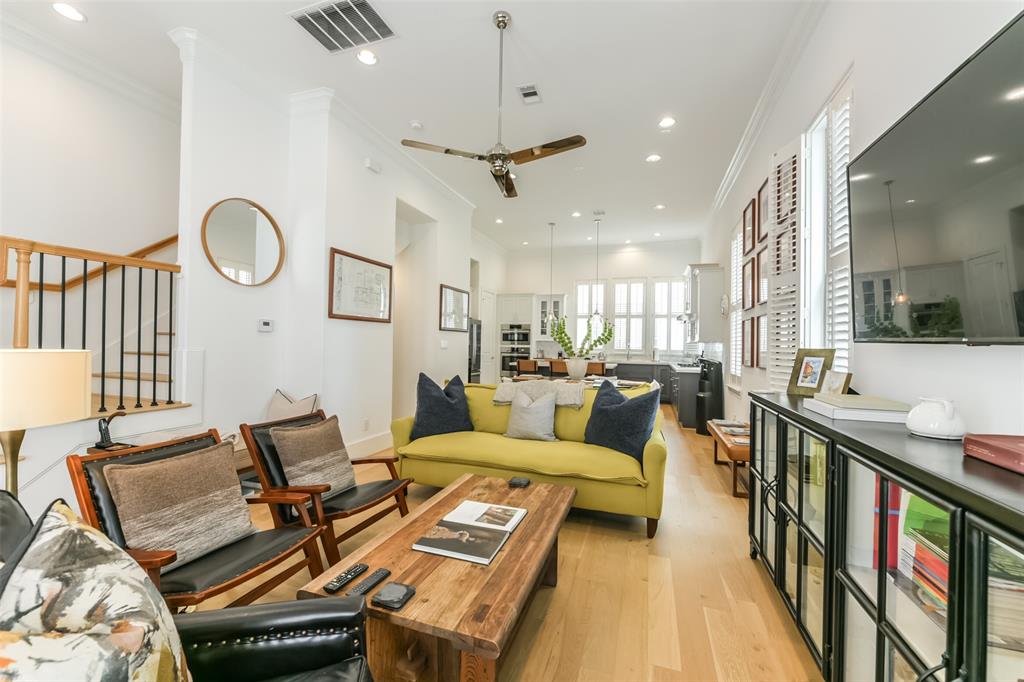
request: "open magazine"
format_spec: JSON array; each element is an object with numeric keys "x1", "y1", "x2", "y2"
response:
[{"x1": 412, "y1": 501, "x2": 527, "y2": 565}]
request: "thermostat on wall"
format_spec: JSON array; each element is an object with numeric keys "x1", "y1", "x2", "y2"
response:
[{"x1": 257, "y1": 319, "x2": 274, "y2": 333}]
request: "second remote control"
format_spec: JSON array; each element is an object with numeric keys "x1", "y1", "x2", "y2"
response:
[
  {"x1": 347, "y1": 568, "x2": 391, "y2": 596},
  {"x1": 323, "y1": 563, "x2": 368, "y2": 594}
]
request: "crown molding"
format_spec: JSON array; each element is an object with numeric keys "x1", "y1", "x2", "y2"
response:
[
  {"x1": 1, "y1": 15, "x2": 181, "y2": 123},
  {"x1": 710, "y1": 1, "x2": 827, "y2": 214}
]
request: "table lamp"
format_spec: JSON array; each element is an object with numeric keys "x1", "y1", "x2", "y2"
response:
[{"x1": 0, "y1": 349, "x2": 91, "y2": 497}]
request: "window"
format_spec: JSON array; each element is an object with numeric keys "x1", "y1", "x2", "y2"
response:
[
  {"x1": 653, "y1": 278, "x2": 686, "y2": 352},
  {"x1": 612, "y1": 279, "x2": 645, "y2": 351},
  {"x1": 729, "y1": 229, "x2": 743, "y2": 382},
  {"x1": 574, "y1": 280, "x2": 606, "y2": 347}
]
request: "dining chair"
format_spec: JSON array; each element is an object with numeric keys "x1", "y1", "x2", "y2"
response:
[
  {"x1": 549, "y1": 359, "x2": 568, "y2": 377},
  {"x1": 516, "y1": 359, "x2": 538, "y2": 374},
  {"x1": 586, "y1": 361, "x2": 607, "y2": 376}
]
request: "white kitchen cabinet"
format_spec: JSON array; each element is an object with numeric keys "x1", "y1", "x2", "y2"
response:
[
  {"x1": 536, "y1": 295, "x2": 565, "y2": 339},
  {"x1": 683, "y1": 263, "x2": 725, "y2": 342},
  {"x1": 497, "y1": 294, "x2": 535, "y2": 325}
]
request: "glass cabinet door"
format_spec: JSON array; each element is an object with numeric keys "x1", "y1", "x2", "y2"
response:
[
  {"x1": 784, "y1": 422, "x2": 800, "y2": 511},
  {"x1": 802, "y1": 539, "x2": 826, "y2": 653},
  {"x1": 803, "y1": 433, "x2": 829, "y2": 543}
]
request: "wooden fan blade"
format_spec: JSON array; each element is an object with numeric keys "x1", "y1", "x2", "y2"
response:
[
  {"x1": 492, "y1": 171, "x2": 518, "y2": 198},
  {"x1": 510, "y1": 135, "x2": 587, "y2": 165},
  {"x1": 401, "y1": 139, "x2": 485, "y2": 161}
]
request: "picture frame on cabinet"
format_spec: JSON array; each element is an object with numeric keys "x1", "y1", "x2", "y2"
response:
[
  {"x1": 742, "y1": 258, "x2": 755, "y2": 310},
  {"x1": 439, "y1": 284, "x2": 471, "y2": 332},
  {"x1": 743, "y1": 198, "x2": 757, "y2": 254},
  {"x1": 787, "y1": 348, "x2": 836, "y2": 396},
  {"x1": 328, "y1": 248, "x2": 392, "y2": 323},
  {"x1": 756, "y1": 178, "x2": 769, "y2": 242},
  {"x1": 757, "y1": 315, "x2": 767, "y2": 368},
  {"x1": 756, "y1": 247, "x2": 768, "y2": 305}
]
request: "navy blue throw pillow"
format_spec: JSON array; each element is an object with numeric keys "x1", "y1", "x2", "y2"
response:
[
  {"x1": 584, "y1": 382, "x2": 661, "y2": 464},
  {"x1": 410, "y1": 373, "x2": 474, "y2": 441}
]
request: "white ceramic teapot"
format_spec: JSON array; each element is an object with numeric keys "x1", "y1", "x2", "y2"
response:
[{"x1": 905, "y1": 397, "x2": 966, "y2": 440}]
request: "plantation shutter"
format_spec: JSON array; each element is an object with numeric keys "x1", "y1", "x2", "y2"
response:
[
  {"x1": 825, "y1": 82, "x2": 853, "y2": 371},
  {"x1": 767, "y1": 139, "x2": 803, "y2": 390},
  {"x1": 729, "y1": 226, "x2": 743, "y2": 381}
]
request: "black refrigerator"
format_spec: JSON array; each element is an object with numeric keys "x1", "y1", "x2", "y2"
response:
[{"x1": 468, "y1": 318, "x2": 481, "y2": 383}]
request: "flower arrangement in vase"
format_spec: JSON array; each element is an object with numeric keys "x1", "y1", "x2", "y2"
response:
[{"x1": 551, "y1": 317, "x2": 614, "y2": 380}]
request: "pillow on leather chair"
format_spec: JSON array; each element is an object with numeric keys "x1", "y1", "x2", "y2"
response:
[
  {"x1": 104, "y1": 441, "x2": 257, "y2": 571},
  {"x1": 270, "y1": 414, "x2": 356, "y2": 496},
  {"x1": 410, "y1": 373, "x2": 474, "y2": 440},
  {"x1": 584, "y1": 381, "x2": 661, "y2": 464},
  {"x1": 0, "y1": 499, "x2": 188, "y2": 681}
]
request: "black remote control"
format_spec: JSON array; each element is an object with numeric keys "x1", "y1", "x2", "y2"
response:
[
  {"x1": 323, "y1": 563, "x2": 368, "y2": 594},
  {"x1": 347, "y1": 568, "x2": 392, "y2": 596}
]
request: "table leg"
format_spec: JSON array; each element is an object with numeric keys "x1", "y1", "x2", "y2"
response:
[
  {"x1": 731, "y1": 461, "x2": 750, "y2": 499},
  {"x1": 541, "y1": 537, "x2": 558, "y2": 587},
  {"x1": 713, "y1": 439, "x2": 728, "y2": 465},
  {"x1": 460, "y1": 653, "x2": 496, "y2": 682}
]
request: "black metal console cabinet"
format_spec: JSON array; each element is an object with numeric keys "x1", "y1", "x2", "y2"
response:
[{"x1": 749, "y1": 392, "x2": 1023, "y2": 682}]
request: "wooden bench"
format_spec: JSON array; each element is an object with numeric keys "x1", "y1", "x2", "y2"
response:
[{"x1": 707, "y1": 420, "x2": 750, "y2": 498}]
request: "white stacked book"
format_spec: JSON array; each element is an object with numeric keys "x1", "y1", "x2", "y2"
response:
[{"x1": 803, "y1": 393, "x2": 911, "y2": 423}]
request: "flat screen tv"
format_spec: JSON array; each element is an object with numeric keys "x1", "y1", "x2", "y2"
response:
[{"x1": 849, "y1": 12, "x2": 1024, "y2": 344}]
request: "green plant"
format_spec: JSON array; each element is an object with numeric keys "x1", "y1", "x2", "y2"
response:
[{"x1": 551, "y1": 317, "x2": 613, "y2": 357}]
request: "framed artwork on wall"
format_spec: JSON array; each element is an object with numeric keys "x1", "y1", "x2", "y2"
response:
[
  {"x1": 743, "y1": 318, "x2": 756, "y2": 368},
  {"x1": 756, "y1": 178, "x2": 769, "y2": 242},
  {"x1": 756, "y1": 247, "x2": 769, "y2": 305},
  {"x1": 439, "y1": 284, "x2": 470, "y2": 332},
  {"x1": 743, "y1": 198, "x2": 757, "y2": 254},
  {"x1": 742, "y1": 258, "x2": 755, "y2": 310},
  {"x1": 757, "y1": 315, "x2": 767, "y2": 368},
  {"x1": 328, "y1": 248, "x2": 392, "y2": 323}
]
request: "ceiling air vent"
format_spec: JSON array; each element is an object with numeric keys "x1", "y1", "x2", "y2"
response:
[
  {"x1": 292, "y1": 0, "x2": 394, "y2": 53},
  {"x1": 518, "y1": 84, "x2": 542, "y2": 105}
]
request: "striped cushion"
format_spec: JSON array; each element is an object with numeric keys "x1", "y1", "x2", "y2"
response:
[
  {"x1": 105, "y1": 441, "x2": 256, "y2": 571},
  {"x1": 270, "y1": 415, "x2": 355, "y2": 497}
]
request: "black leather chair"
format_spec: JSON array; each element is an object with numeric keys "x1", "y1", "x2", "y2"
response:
[
  {"x1": 0, "y1": 491, "x2": 372, "y2": 682},
  {"x1": 240, "y1": 410, "x2": 412, "y2": 566},
  {"x1": 66, "y1": 430, "x2": 325, "y2": 610}
]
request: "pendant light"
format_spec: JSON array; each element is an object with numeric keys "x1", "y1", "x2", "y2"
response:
[
  {"x1": 589, "y1": 212, "x2": 605, "y2": 330},
  {"x1": 885, "y1": 180, "x2": 910, "y2": 305},
  {"x1": 545, "y1": 222, "x2": 557, "y2": 332}
]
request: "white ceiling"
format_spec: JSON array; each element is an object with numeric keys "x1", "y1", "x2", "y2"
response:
[{"x1": 3, "y1": 0, "x2": 806, "y2": 249}]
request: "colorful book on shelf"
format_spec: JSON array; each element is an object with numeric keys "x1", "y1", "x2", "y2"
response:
[{"x1": 963, "y1": 434, "x2": 1024, "y2": 475}]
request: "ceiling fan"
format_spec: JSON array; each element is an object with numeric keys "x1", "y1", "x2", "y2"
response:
[{"x1": 400, "y1": 10, "x2": 586, "y2": 198}]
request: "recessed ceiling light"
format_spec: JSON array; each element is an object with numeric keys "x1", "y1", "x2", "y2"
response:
[
  {"x1": 658, "y1": 117, "x2": 676, "y2": 129},
  {"x1": 645, "y1": 154, "x2": 662, "y2": 163},
  {"x1": 52, "y1": 2, "x2": 86, "y2": 21},
  {"x1": 849, "y1": 173, "x2": 872, "y2": 182},
  {"x1": 653, "y1": 232, "x2": 661, "y2": 237},
  {"x1": 495, "y1": 218, "x2": 503, "y2": 224},
  {"x1": 654, "y1": 204, "x2": 665, "y2": 210},
  {"x1": 625, "y1": 239, "x2": 632, "y2": 244},
  {"x1": 409, "y1": 120, "x2": 423, "y2": 130},
  {"x1": 905, "y1": 199, "x2": 916, "y2": 204},
  {"x1": 571, "y1": 211, "x2": 581, "y2": 218},
  {"x1": 586, "y1": 236, "x2": 592, "y2": 241},
  {"x1": 973, "y1": 154, "x2": 995, "y2": 164},
  {"x1": 1004, "y1": 85, "x2": 1024, "y2": 101},
  {"x1": 356, "y1": 49, "x2": 377, "y2": 66},
  {"x1": 574, "y1": 165, "x2": 584, "y2": 171},
  {"x1": 521, "y1": 241, "x2": 529, "y2": 246}
]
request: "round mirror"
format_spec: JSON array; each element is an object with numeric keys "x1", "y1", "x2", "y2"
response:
[{"x1": 201, "y1": 198, "x2": 285, "y2": 286}]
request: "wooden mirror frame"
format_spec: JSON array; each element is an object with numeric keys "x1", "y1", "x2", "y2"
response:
[{"x1": 201, "y1": 197, "x2": 285, "y2": 287}]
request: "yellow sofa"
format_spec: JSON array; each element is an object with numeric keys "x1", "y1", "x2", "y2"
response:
[{"x1": 391, "y1": 383, "x2": 667, "y2": 537}]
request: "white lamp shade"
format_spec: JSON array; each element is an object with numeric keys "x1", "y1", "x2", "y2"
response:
[{"x1": 0, "y1": 349, "x2": 92, "y2": 431}]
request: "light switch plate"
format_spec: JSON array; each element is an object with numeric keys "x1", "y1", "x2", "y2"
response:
[{"x1": 257, "y1": 319, "x2": 274, "y2": 333}]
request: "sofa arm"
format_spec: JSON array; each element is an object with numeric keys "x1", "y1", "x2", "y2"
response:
[
  {"x1": 391, "y1": 416, "x2": 415, "y2": 451},
  {"x1": 174, "y1": 597, "x2": 366, "y2": 681},
  {"x1": 643, "y1": 429, "x2": 668, "y2": 519}
]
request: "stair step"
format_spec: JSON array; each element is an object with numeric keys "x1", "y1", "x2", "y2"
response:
[
  {"x1": 90, "y1": 394, "x2": 190, "y2": 419},
  {"x1": 123, "y1": 351, "x2": 170, "y2": 357},
  {"x1": 93, "y1": 372, "x2": 171, "y2": 382}
]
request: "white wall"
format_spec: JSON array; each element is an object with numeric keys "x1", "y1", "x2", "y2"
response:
[
  {"x1": 471, "y1": 230, "x2": 507, "y2": 302},
  {"x1": 704, "y1": 1, "x2": 1024, "y2": 432}
]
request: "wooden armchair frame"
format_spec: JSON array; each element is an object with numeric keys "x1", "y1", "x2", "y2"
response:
[
  {"x1": 240, "y1": 410, "x2": 412, "y2": 566},
  {"x1": 67, "y1": 430, "x2": 325, "y2": 609}
]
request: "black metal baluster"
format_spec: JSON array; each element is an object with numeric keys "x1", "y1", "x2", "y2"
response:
[
  {"x1": 60, "y1": 256, "x2": 66, "y2": 349},
  {"x1": 118, "y1": 265, "x2": 126, "y2": 410},
  {"x1": 166, "y1": 270, "x2": 174, "y2": 404},
  {"x1": 81, "y1": 259, "x2": 87, "y2": 349},
  {"x1": 151, "y1": 269, "x2": 159, "y2": 406},
  {"x1": 98, "y1": 263, "x2": 108, "y2": 413},
  {"x1": 36, "y1": 254, "x2": 44, "y2": 348},
  {"x1": 135, "y1": 267, "x2": 142, "y2": 409}
]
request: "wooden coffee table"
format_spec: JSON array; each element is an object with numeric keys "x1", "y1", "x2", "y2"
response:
[{"x1": 298, "y1": 474, "x2": 576, "y2": 682}]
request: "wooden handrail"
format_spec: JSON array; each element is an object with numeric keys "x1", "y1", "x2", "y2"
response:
[{"x1": 1, "y1": 235, "x2": 179, "y2": 292}]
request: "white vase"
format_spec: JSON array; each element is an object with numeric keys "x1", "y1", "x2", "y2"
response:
[{"x1": 566, "y1": 357, "x2": 588, "y2": 381}]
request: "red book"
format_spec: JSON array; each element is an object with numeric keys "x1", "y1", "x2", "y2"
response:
[
  {"x1": 963, "y1": 434, "x2": 1024, "y2": 475},
  {"x1": 873, "y1": 476, "x2": 900, "y2": 570}
]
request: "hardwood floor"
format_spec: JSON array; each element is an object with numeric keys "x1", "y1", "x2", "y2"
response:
[{"x1": 201, "y1": 407, "x2": 821, "y2": 682}]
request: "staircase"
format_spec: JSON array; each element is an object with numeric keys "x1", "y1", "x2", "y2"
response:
[{"x1": 2, "y1": 235, "x2": 190, "y2": 419}]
